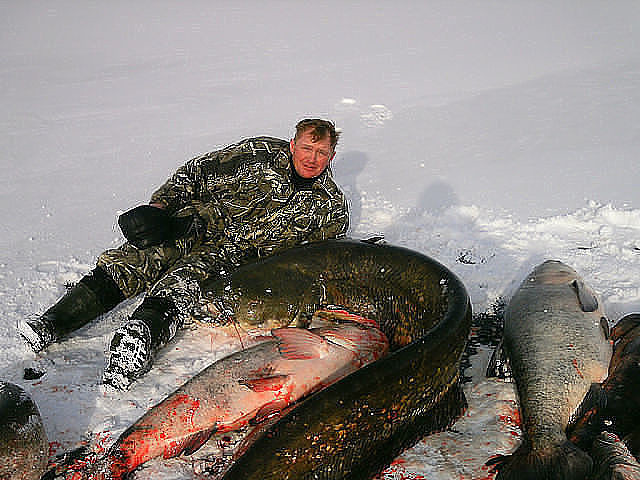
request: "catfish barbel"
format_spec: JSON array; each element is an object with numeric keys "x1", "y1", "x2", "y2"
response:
[
  {"x1": 203, "y1": 238, "x2": 472, "y2": 479},
  {"x1": 488, "y1": 260, "x2": 612, "y2": 480}
]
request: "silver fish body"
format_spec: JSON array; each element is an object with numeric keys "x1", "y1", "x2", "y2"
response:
[
  {"x1": 493, "y1": 260, "x2": 612, "y2": 480},
  {"x1": 0, "y1": 381, "x2": 48, "y2": 480},
  {"x1": 58, "y1": 320, "x2": 388, "y2": 480}
]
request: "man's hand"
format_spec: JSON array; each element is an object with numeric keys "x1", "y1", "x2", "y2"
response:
[{"x1": 118, "y1": 205, "x2": 173, "y2": 249}]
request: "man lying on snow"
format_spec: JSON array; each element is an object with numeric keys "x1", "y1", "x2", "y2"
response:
[{"x1": 18, "y1": 118, "x2": 349, "y2": 390}]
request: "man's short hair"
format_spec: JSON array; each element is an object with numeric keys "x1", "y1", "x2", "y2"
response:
[{"x1": 294, "y1": 119, "x2": 340, "y2": 150}]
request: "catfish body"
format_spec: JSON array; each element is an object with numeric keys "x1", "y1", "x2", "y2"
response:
[
  {"x1": 0, "y1": 381, "x2": 49, "y2": 480},
  {"x1": 202, "y1": 239, "x2": 472, "y2": 479}
]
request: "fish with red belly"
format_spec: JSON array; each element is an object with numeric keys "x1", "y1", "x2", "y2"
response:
[{"x1": 48, "y1": 319, "x2": 388, "y2": 479}]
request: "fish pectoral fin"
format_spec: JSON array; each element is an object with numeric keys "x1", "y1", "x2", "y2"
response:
[
  {"x1": 240, "y1": 374, "x2": 290, "y2": 392},
  {"x1": 316, "y1": 324, "x2": 389, "y2": 360},
  {"x1": 252, "y1": 399, "x2": 291, "y2": 424},
  {"x1": 571, "y1": 279, "x2": 599, "y2": 313},
  {"x1": 272, "y1": 327, "x2": 329, "y2": 359},
  {"x1": 600, "y1": 316, "x2": 610, "y2": 340},
  {"x1": 163, "y1": 427, "x2": 216, "y2": 459},
  {"x1": 485, "y1": 453, "x2": 509, "y2": 472}
]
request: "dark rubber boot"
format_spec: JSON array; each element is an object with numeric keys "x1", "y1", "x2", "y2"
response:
[
  {"x1": 103, "y1": 296, "x2": 179, "y2": 390},
  {"x1": 18, "y1": 267, "x2": 125, "y2": 353}
]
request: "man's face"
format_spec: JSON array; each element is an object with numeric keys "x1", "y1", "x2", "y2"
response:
[{"x1": 290, "y1": 129, "x2": 335, "y2": 179}]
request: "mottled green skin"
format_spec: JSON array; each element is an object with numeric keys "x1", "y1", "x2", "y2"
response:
[{"x1": 202, "y1": 238, "x2": 472, "y2": 479}]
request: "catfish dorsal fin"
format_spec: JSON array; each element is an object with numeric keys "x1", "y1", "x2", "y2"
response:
[
  {"x1": 272, "y1": 327, "x2": 329, "y2": 360},
  {"x1": 571, "y1": 279, "x2": 599, "y2": 313}
]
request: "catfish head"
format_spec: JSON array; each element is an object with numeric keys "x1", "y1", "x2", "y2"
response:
[{"x1": 204, "y1": 261, "x2": 322, "y2": 329}]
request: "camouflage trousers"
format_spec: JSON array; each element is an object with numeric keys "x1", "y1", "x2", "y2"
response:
[{"x1": 96, "y1": 235, "x2": 239, "y2": 328}]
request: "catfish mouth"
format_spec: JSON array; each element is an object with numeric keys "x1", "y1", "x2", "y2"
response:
[{"x1": 207, "y1": 298, "x2": 237, "y2": 325}]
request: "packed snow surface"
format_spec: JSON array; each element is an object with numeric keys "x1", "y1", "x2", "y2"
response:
[{"x1": 2, "y1": 2, "x2": 640, "y2": 478}]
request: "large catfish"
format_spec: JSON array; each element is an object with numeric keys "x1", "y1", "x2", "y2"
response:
[
  {"x1": 51, "y1": 320, "x2": 388, "y2": 480},
  {"x1": 488, "y1": 260, "x2": 612, "y2": 480},
  {"x1": 0, "y1": 381, "x2": 49, "y2": 480},
  {"x1": 203, "y1": 238, "x2": 472, "y2": 479}
]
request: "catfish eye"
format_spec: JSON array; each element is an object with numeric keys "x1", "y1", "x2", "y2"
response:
[{"x1": 246, "y1": 299, "x2": 264, "y2": 315}]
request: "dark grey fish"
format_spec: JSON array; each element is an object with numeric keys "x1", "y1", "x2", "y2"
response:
[
  {"x1": 591, "y1": 432, "x2": 640, "y2": 480},
  {"x1": 487, "y1": 260, "x2": 612, "y2": 480},
  {"x1": 569, "y1": 313, "x2": 640, "y2": 458},
  {"x1": 201, "y1": 238, "x2": 472, "y2": 479},
  {"x1": 0, "y1": 381, "x2": 49, "y2": 480}
]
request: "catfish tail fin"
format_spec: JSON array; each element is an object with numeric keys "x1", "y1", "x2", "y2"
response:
[
  {"x1": 40, "y1": 446, "x2": 112, "y2": 480},
  {"x1": 487, "y1": 440, "x2": 592, "y2": 480}
]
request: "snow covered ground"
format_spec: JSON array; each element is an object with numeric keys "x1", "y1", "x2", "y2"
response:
[{"x1": 2, "y1": 2, "x2": 640, "y2": 478}]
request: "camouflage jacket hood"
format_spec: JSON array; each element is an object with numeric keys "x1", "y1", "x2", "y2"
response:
[{"x1": 150, "y1": 136, "x2": 349, "y2": 261}]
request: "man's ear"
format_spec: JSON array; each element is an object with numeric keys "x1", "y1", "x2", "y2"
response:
[{"x1": 290, "y1": 139, "x2": 295, "y2": 151}]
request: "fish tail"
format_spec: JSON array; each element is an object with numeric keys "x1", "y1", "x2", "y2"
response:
[
  {"x1": 40, "y1": 448, "x2": 115, "y2": 480},
  {"x1": 488, "y1": 440, "x2": 593, "y2": 480}
]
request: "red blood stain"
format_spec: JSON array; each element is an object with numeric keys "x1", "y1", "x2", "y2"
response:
[
  {"x1": 316, "y1": 308, "x2": 381, "y2": 329},
  {"x1": 476, "y1": 471, "x2": 498, "y2": 480},
  {"x1": 113, "y1": 393, "x2": 202, "y2": 476},
  {"x1": 498, "y1": 408, "x2": 522, "y2": 428},
  {"x1": 48, "y1": 441, "x2": 63, "y2": 457},
  {"x1": 572, "y1": 358, "x2": 585, "y2": 378}
]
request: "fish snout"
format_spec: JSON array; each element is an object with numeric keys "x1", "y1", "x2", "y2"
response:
[{"x1": 529, "y1": 260, "x2": 578, "y2": 285}]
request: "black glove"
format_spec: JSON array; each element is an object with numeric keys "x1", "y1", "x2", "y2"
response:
[{"x1": 118, "y1": 205, "x2": 196, "y2": 249}]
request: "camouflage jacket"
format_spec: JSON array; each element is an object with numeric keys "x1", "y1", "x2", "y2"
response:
[{"x1": 150, "y1": 136, "x2": 349, "y2": 262}]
